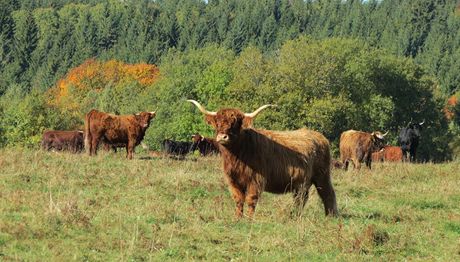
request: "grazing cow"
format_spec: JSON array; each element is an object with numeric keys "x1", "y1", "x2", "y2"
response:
[
  {"x1": 188, "y1": 100, "x2": 338, "y2": 218},
  {"x1": 371, "y1": 145, "x2": 403, "y2": 162},
  {"x1": 41, "y1": 130, "x2": 84, "y2": 153},
  {"x1": 398, "y1": 120, "x2": 424, "y2": 162},
  {"x1": 191, "y1": 133, "x2": 220, "y2": 156},
  {"x1": 339, "y1": 130, "x2": 388, "y2": 170},
  {"x1": 162, "y1": 139, "x2": 195, "y2": 156},
  {"x1": 84, "y1": 109, "x2": 155, "y2": 159}
]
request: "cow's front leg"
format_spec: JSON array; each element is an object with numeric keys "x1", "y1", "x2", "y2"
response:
[
  {"x1": 245, "y1": 182, "x2": 261, "y2": 219},
  {"x1": 353, "y1": 158, "x2": 361, "y2": 169},
  {"x1": 127, "y1": 140, "x2": 135, "y2": 159},
  {"x1": 364, "y1": 154, "x2": 372, "y2": 169},
  {"x1": 228, "y1": 183, "x2": 245, "y2": 219}
]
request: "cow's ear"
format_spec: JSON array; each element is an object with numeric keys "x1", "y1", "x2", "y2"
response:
[
  {"x1": 205, "y1": 115, "x2": 217, "y2": 128},
  {"x1": 242, "y1": 116, "x2": 253, "y2": 128}
]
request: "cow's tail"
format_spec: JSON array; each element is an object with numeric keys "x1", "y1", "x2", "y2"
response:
[{"x1": 84, "y1": 110, "x2": 93, "y2": 155}]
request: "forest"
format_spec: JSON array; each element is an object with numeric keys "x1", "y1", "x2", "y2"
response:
[{"x1": 0, "y1": 0, "x2": 459, "y2": 160}]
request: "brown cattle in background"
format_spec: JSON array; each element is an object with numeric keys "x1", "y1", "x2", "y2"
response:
[
  {"x1": 191, "y1": 133, "x2": 220, "y2": 156},
  {"x1": 188, "y1": 100, "x2": 338, "y2": 219},
  {"x1": 84, "y1": 109, "x2": 155, "y2": 159},
  {"x1": 339, "y1": 130, "x2": 388, "y2": 170},
  {"x1": 372, "y1": 145, "x2": 403, "y2": 162},
  {"x1": 41, "y1": 130, "x2": 84, "y2": 153}
]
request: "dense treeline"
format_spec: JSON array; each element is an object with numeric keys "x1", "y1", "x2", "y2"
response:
[
  {"x1": 0, "y1": 0, "x2": 459, "y2": 160},
  {"x1": 1, "y1": 0, "x2": 459, "y2": 95}
]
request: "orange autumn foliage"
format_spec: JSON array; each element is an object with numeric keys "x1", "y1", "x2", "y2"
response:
[
  {"x1": 48, "y1": 59, "x2": 159, "y2": 111},
  {"x1": 444, "y1": 95, "x2": 458, "y2": 121}
]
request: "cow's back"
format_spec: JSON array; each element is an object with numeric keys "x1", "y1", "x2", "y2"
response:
[
  {"x1": 237, "y1": 128, "x2": 330, "y2": 193},
  {"x1": 384, "y1": 146, "x2": 403, "y2": 162},
  {"x1": 340, "y1": 130, "x2": 371, "y2": 161}
]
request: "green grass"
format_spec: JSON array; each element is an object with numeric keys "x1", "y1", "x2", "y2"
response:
[{"x1": 0, "y1": 148, "x2": 459, "y2": 261}]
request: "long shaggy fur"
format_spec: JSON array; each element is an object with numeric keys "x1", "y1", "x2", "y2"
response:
[
  {"x1": 195, "y1": 106, "x2": 338, "y2": 218},
  {"x1": 41, "y1": 130, "x2": 84, "y2": 153},
  {"x1": 339, "y1": 130, "x2": 385, "y2": 170},
  {"x1": 84, "y1": 109, "x2": 155, "y2": 159},
  {"x1": 372, "y1": 145, "x2": 403, "y2": 162}
]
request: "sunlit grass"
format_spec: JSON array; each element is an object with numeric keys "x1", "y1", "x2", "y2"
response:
[{"x1": 0, "y1": 148, "x2": 459, "y2": 260}]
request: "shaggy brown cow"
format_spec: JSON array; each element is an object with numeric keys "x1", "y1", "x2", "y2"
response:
[
  {"x1": 372, "y1": 145, "x2": 403, "y2": 162},
  {"x1": 187, "y1": 100, "x2": 338, "y2": 219},
  {"x1": 41, "y1": 130, "x2": 84, "y2": 153},
  {"x1": 84, "y1": 109, "x2": 155, "y2": 159},
  {"x1": 191, "y1": 133, "x2": 220, "y2": 156},
  {"x1": 339, "y1": 130, "x2": 388, "y2": 170}
]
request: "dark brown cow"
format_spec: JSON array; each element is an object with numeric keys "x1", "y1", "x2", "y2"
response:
[
  {"x1": 84, "y1": 109, "x2": 155, "y2": 159},
  {"x1": 372, "y1": 145, "x2": 403, "y2": 162},
  {"x1": 339, "y1": 130, "x2": 388, "y2": 170},
  {"x1": 191, "y1": 133, "x2": 219, "y2": 156},
  {"x1": 188, "y1": 100, "x2": 338, "y2": 219},
  {"x1": 41, "y1": 130, "x2": 84, "y2": 153}
]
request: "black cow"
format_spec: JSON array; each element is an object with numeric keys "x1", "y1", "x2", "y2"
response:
[
  {"x1": 162, "y1": 139, "x2": 195, "y2": 156},
  {"x1": 398, "y1": 120, "x2": 424, "y2": 162}
]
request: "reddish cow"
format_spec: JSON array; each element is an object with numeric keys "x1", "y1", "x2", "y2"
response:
[
  {"x1": 191, "y1": 133, "x2": 220, "y2": 156},
  {"x1": 371, "y1": 148, "x2": 385, "y2": 162},
  {"x1": 372, "y1": 145, "x2": 403, "y2": 162},
  {"x1": 41, "y1": 130, "x2": 84, "y2": 153},
  {"x1": 339, "y1": 130, "x2": 388, "y2": 170},
  {"x1": 84, "y1": 109, "x2": 155, "y2": 159},
  {"x1": 188, "y1": 100, "x2": 338, "y2": 219}
]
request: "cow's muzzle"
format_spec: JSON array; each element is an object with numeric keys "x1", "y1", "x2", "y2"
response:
[{"x1": 216, "y1": 133, "x2": 230, "y2": 144}]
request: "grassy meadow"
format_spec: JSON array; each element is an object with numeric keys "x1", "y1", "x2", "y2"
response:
[{"x1": 0, "y1": 148, "x2": 459, "y2": 261}]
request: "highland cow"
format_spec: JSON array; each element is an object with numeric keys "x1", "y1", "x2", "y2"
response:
[
  {"x1": 187, "y1": 100, "x2": 338, "y2": 219},
  {"x1": 339, "y1": 130, "x2": 388, "y2": 170},
  {"x1": 41, "y1": 130, "x2": 84, "y2": 153},
  {"x1": 84, "y1": 109, "x2": 155, "y2": 159}
]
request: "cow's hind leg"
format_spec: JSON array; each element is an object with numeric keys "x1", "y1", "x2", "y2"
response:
[
  {"x1": 292, "y1": 183, "x2": 312, "y2": 217},
  {"x1": 90, "y1": 136, "x2": 100, "y2": 156},
  {"x1": 313, "y1": 169, "x2": 338, "y2": 217}
]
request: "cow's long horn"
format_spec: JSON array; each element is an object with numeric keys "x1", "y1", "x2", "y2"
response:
[
  {"x1": 382, "y1": 131, "x2": 389, "y2": 137},
  {"x1": 187, "y1": 100, "x2": 217, "y2": 116},
  {"x1": 150, "y1": 111, "x2": 156, "y2": 115},
  {"x1": 244, "y1": 104, "x2": 275, "y2": 118},
  {"x1": 419, "y1": 119, "x2": 425, "y2": 125}
]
